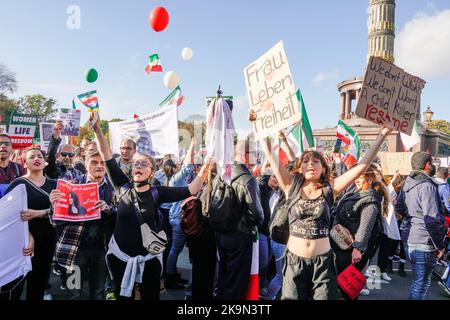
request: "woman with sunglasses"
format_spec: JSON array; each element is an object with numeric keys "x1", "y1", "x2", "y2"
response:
[
  {"x1": 5, "y1": 147, "x2": 57, "y2": 300},
  {"x1": 71, "y1": 113, "x2": 211, "y2": 300}
]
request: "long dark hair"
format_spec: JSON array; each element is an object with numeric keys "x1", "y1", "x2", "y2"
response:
[
  {"x1": 69, "y1": 191, "x2": 87, "y2": 214},
  {"x1": 361, "y1": 164, "x2": 389, "y2": 218}
]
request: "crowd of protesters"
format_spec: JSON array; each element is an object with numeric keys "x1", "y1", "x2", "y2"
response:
[{"x1": 0, "y1": 112, "x2": 449, "y2": 301}]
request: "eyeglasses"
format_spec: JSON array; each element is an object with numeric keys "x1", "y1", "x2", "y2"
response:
[
  {"x1": 133, "y1": 161, "x2": 152, "y2": 169},
  {"x1": 0, "y1": 141, "x2": 11, "y2": 147},
  {"x1": 60, "y1": 152, "x2": 75, "y2": 158}
]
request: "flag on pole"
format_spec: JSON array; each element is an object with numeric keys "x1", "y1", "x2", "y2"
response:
[
  {"x1": 145, "y1": 54, "x2": 163, "y2": 74},
  {"x1": 244, "y1": 234, "x2": 259, "y2": 300},
  {"x1": 77, "y1": 90, "x2": 99, "y2": 112},
  {"x1": 336, "y1": 120, "x2": 360, "y2": 168},
  {"x1": 72, "y1": 99, "x2": 76, "y2": 110},
  {"x1": 159, "y1": 86, "x2": 185, "y2": 108},
  {"x1": 400, "y1": 121, "x2": 420, "y2": 151}
]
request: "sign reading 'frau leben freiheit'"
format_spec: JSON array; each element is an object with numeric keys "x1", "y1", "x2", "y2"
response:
[
  {"x1": 355, "y1": 56, "x2": 426, "y2": 136},
  {"x1": 244, "y1": 41, "x2": 301, "y2": 140},
  {"x1": 8, "y1": 113, "x2": 38, "y2": 149}
]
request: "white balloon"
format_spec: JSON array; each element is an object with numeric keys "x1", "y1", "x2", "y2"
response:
[
  {"x1": 163, "y1": 71, "x2": 181, "y2": 90},
  {"x1": 182, "y1": 47, "x2": 193, "y2": 61}
]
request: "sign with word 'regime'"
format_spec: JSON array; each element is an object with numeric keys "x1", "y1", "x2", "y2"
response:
[
  {"x1": 244, "y1": 41, "x2": 301, "y2": 140},
  {"x1": 8, "y1": 113, "x2": 38, "y2": 149},
  {"x1": 355, "y1": 56, "x2": 426, "y2": 136}
]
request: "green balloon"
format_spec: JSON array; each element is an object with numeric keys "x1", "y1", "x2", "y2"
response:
[{"x1": 85, "y1": 68, "x2": 98, "y2": 83}]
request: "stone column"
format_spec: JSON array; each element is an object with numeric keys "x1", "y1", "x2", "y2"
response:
[
  {"x1": 355, "y1": 89, "x2": 360, "y2": 106},
  {"x1": 340, "y1": 93, "x2": 345, "y2": 119},
  {"x1": 345, "y1": 91, "x2": 351, "y2": 119}
]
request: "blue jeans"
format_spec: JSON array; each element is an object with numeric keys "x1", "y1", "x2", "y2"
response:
[
  {"x1": 263, "y1": 240, "x2": 286, "y2": 300},
  {"x1": 167, "y1": 218, "x2": 187, "y2": 274},
  {"x1": 259, "y1": 234, "x2": 272, "y2": 289},
  {"x1": 404, "y1": 243, "x2": 437, "y2": 300}
]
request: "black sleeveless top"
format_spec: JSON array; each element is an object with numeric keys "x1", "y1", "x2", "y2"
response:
[{"x1": 288, "y1": 174, "x2": 333, "y2": 240}]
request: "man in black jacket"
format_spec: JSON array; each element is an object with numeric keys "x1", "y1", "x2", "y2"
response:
[{"x1": 214, "y1": 140, "x2": 264, "y2": 300}]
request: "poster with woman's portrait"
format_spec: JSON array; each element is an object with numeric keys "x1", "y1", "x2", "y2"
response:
[{"x1": 53, "y1": 180, "x2": 100, "y2": 222}]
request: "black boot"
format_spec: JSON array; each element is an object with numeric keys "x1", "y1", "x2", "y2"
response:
[
  {"x1": 164, "y1": 273, "x2": 186, "y2": 290},
  {"x1": 398, "y1": 262, "x2": 406, "y2": 277},
  {"x1": 175, "y1": 272, "x2": 189, "y2": 285}
]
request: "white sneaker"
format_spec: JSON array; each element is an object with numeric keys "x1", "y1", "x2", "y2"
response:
[
  {"x1": 360, "y1": 289, "x2": 370, "y2": 296},
  {"x1": 43, "y1": 292, "x2": 53, "y2": 300},
  {"x1": 381, "y1": 273, "x2": 392, "y2": 281}
]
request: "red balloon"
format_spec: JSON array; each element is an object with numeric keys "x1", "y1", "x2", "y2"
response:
[{"x1": 149, "y1": 7, "x2": 169, "y2": 32}]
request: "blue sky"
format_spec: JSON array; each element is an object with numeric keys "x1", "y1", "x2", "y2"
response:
[{"x1": 1, "y1": 0, "x2": 449, "y2": 132}]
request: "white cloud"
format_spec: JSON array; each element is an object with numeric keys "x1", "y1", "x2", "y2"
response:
[
  {"x1": 396, "y1": 9, "x2": 450, "y2": 78},
  {"x1": 312, "y1": 70, "x2": 339, "y2": 86}
]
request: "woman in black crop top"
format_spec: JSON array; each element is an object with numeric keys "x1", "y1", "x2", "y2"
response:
[
  {"x1": 79, "y1": 113, "x2": 210, "y2": 300},
  {"x1": 4, "y1": 148, "x2": 57, "y2": 300},
  {"x1": 250, "y1": 110, "x2": 392, "y2": 300}
]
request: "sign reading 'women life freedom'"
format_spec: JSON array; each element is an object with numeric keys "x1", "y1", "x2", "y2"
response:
[
  {"x1": 355, "y1": 56, "x2": 426, "y2": 136},
  {"x1": 244, "y1": 41, "x2": 301, "y2": 140}
]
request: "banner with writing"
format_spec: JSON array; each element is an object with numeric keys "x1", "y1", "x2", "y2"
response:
[
  {"x1": 379, "y1": 152, "x2": 413, "y2": 176},
  {"x1": 8, "y1": 113, "x2": 38, "y2": 149},
  {"x1": 244, "y1": 41, "x2": 301, "y2": 140},
  {"x1": 355, "y1": 56, "x2": 426, "y2": 135},
  {"x1": 59, "y1": 108, "x2": 81, "y2": 137},
  {"x1": 53, "y1": 180, "x2": 100, "y2": 222}
]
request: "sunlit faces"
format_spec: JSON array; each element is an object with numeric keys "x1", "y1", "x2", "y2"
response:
[
  {"x1": 87, "y1": 155, "x2": 106, "y2": 180},
  {"x1": 355, "y1": 175, "x2": 373, "y2": 191},
  {"x1": 268, "y1": 174, "x2": 278, "y2": 189},
  {"x1": 25, "y1": 149, "x2": 46, "y2": 171},
  {"x1": 0, "y1": 137, "x2": 12, "y2": 160},
  {"x1": 300, "y1": 154, "x2": 324, "y2": 182},
  {"x1": 120, "y1": 139, "x2": 136, "y2": 162},
  {"x1": 132, "y1": 155, "x2": 154, "y2": 182}
]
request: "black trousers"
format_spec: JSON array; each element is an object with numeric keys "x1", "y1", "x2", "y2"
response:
[
  {"x1": 0, "y1": 277, "x2": 26, "y2": 301},
  {"x1": 27, "y1": 231, "x2": 56, "y2": 300},
  {"x1": 215, "y1": 231, "x2": 253, "y2": 300},
  {"x1": 107, "y1": 254, "x2": 162, "y2": 300},
  {"x1": 159, "y1": 207, "x2": 173, "y2": 276},
  {"x1": 187, "y1": 227, "x2": 217, "y2": 300},
  {"x1": 377, "y1": 234, "x2": 399, "y2": 273}
]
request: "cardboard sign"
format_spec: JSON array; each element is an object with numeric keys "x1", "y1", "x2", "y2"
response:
[
  {"x1": 59, "y1": 108, "x2": 81, "y2": 136},
  {"x1": 8, "y1": 113, "x2": 37, "y2": 149},
  {"x1": 53, "y1": 180, "x2": 100, "y2": 222},
  {"x1": 337, "y1": 264, "x2": 366, "y2": 300},
  {"x1": 355, "y1": 56, "x2": 426, "y2": 135},
  {"x1": 244, "y1": 41, "x2": 301, "y2": 140},
  {"x1": 379, "y1": 152, "x2": 413, "y2": 175}
]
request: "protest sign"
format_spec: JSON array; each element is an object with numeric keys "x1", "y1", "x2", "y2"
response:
[
  {"x1": 244, "y1": 41, "x2": 301, "y2": 140},
  {"x1": 379, "y1": 152, "x2": 413, "y2": 175},
  {"x1": 0, "y1": 125, "x2": 6, "y2": 134},
  {"x1": 355, "y1": 56, "x2": 426, "y2": 135},
  {"x1": 39, "y1": 122, "x2": 55, "y2": 152},
  {"x1": 59, "y1": 108, "x2": 81, "y2": 136},
  {"x1": 109, "y1": 105, "x2": 179, "y2": 158},
  {"x1": 53, "y1": 180, "x2": 100, "y2": 222},
  {"x1": 0, "y1": 184, "x2": 32, "y2": 287},
  {"x1": 8, "y1": 112, "x2": 38, "y2": 149},
  {"x1": 337, "y1": 264, "x2": 366, "y2": 300}
]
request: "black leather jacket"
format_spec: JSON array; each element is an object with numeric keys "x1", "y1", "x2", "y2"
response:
[{"x1": 231, "y1": 164, "x2": 264, "y2": 237}]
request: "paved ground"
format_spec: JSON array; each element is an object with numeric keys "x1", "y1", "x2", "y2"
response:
[{"x1": 43, "y1": 247, "x2": 449, "y2": 301}]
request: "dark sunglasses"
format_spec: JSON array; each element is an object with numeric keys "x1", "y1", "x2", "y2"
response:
[
  {"x1": 60, "y1": 152, "x2": 75, "y2": 158},
  {"x1": 0, "y1": 141, "x2": 12, "y2": 147}
]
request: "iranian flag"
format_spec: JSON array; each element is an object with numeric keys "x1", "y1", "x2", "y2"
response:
[
  {"x1": 78, "y1": 90, "x2": 99, "y2": 112},
  {"x1": 244, "y1": 235, "x2": 259, "y2": 300},
  {"x1": 145, "y1": 54, "x2": 163, "y2": 74},
  {"x1": 400, "y1": 121, "x2": 420, "y2": 151},
  {"x1": 336, "y1": 120, "x2": 360, "y2": 168},
  {"x1": 159, "y1": 86, "x2": 185, "y2": 108},
  {"x1": 277, "y1": 88, "x2": 315, "y2": 165}
]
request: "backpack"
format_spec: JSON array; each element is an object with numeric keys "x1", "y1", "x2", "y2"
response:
[
  {"x1": 207, "y1": 175, "x2": 240, "y2": 232},
  {"x1": 180, "y1": 196, "x2": 203, "y2": 236},
  {"x1": 269, "y1": 174, "x2": 334, "y2": 244}
]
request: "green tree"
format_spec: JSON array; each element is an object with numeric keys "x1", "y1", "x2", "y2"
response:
[
  {"x1": 17, "y1": 94, "x2": 58, "y2": 122},
  {"x1": 425, "y1": 120, "x2": 450, "y2": 135},
  {"x1": 0, "y1": 94, "x2": 18, "y2": 125},
  {"x1": 0, "y1": 63, "x2": 17, "y2": 93}
]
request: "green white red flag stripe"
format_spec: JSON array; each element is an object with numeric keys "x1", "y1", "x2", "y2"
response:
[
  {"x1": 244, "y1": 234, "x2": 259, "y2": 300},
  {"x1": 400, "y1": 121, "x2": 420, "y2": 151},
  {"x1": 77, "y1": 90, "x2": 99, "y2": 111},
  {"x1": 336, "y1": 120, "x2": 360, "y2": 167},
  {"x1": 159, "y1": 86, "x2": 185, "y2": 107},
  {"x1": 145, "y1": 54, "x2": 163, "y2": 74}
]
